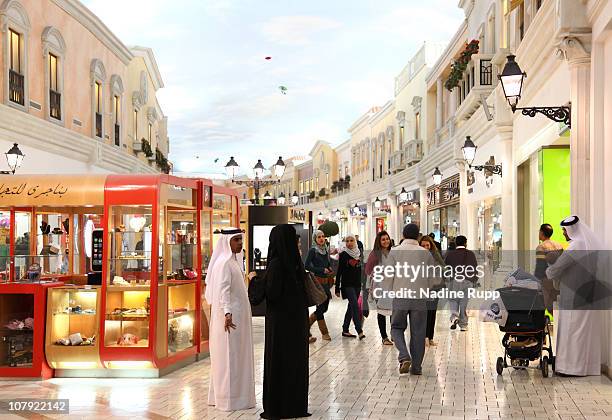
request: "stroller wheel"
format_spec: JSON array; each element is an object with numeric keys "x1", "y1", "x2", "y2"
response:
[
  {"x1": 542, "y1": 356, "x2": 549, "y2": 377},
  {"x1": 496, "y1": 357, "x2": 504, "y2": 375}
]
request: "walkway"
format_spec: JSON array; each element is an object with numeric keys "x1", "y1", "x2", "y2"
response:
[{"x1": 0, "y1": 300, "x2": 611, "y2": 419}]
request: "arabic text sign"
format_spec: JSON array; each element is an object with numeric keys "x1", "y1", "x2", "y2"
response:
[{"x1": 0, "y1": 176, "x2": 105, "y2": 207}]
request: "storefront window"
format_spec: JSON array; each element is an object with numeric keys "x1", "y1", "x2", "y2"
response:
[
  {"x1": 14, "y1": 212, "x2": 31, "y2": 282},
  {"x1": 0, "y1": 211, "x2": 9, "y2": 281},
  {"x1": 166, "y1": 210, "x2": 197, "y2": 280}
]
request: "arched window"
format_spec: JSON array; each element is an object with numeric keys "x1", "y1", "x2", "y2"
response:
[
  {"x1": 1, "y1": 0, "x2": 31, "y2": 110},
  {"x1": 90, "y1": 59, "x2": 107, "y2": 139},
  {"x1": 42, "y1": 26, "x2": 66, "y2": 124},
  {"x1": 110, "y1": 74, "x2": 124, "y2": 147}
]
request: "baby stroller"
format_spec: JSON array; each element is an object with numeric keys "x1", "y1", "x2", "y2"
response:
[{"x1": 495, "y1": 286, "x2": 554, "y2": 377}]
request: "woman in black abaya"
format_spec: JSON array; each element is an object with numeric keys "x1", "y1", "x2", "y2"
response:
[{"x1": 261, "y1": 224, "x2": 310, "y2": 419}]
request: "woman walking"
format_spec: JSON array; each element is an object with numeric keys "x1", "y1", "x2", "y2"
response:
[
  {"x1": 335, "y1": 234, "x2": 365, "y2": 339},
  {"x1": 419, "y1": 235, "x2": 445, "y2": 347},
  {"x1": 304, "y1": 230, "x2": 334, "y2": 341},
  {"x1": 365, "y1": 231, "x2": 394, "y2": 345},
  {"x1": 261, "y1": 224, "x2": 310, "y2": 419}
]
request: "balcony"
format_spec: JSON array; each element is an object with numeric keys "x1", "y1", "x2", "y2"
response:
[
  {"x1": 50, "y1": 90, "x2": 61, "y2": 120},
  {"x1": 95, "y1": 112, "x2": 102, "y2": 138},
  {"x1": 455, "y1": 54, "x2": 496, "y2": 121},
  {"x1": 390, "y1": 150, "x2": 404, "y2": 174},
  {"x1": 403, "y1": 139, "x2": 423, "y2": 166},
  {"x1": 9, "y1": 69, "x2": 24, "y2": 106}
]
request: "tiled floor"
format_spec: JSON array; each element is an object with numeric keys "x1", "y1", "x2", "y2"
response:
[{"x1": 1, "y1": 300, "x2": 611, "y2": 419}]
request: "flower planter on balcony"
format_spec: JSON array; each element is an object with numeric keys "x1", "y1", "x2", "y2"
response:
[{"x1": 455, "y1": 53, "x2": 496, "y2": 121}]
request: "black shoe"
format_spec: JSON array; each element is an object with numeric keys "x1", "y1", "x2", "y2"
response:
[
  {"x1": 342, "y1": 332, "x2": 357, "y2": 338},
  {"x1": 450, "y1": 319, "x2": 459, "y2": 330},
  {"x1": 358, "y1": 332, "x2": 366, "y2": 340},
  {"x1": 410, "y1": 369, "x2": 422, "y2": 375},
  {"x1": 399, "y1": 360, "x2": 411, "y2": 374}
]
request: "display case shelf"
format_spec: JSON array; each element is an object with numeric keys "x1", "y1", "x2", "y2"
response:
[{"x1": 45, "y1": 286, "x2": 102, "y2": 371}]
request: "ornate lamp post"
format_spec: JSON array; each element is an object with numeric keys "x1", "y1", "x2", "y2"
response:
[
  {"x1": 277, "y1": 192, "x2": 286, "y2": 205},
  {"x1": 499, "y1": 55, "x2": 571, "y2": 127},
  {"x1": 291, "y1": 191, "x2": 299, "y2": 206},
  {"x1": 1, "y1": 143, "x2": 25, "y2": 175},
  {"x1": 224, "y1": 156, "x2": 286, "y2": 204}
]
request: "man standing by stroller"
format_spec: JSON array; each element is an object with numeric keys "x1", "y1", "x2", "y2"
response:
[
  {"x1": 445, "y1": 235, "x2": 478, "y2": 331},
  {"x1": 534, "y1": 223, "x2": 563, "y2": 319}
]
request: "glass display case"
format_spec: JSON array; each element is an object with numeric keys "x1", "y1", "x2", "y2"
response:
[
  {"x1": 0, "y1": 282, "x2": 62, "y2": 379},
  {"x1": 45, "y1": 286, "x2": 102, "y2": 370},
  {"x1": 104, "y1": 205, "x2": 153, "y2": 349},
  {"x1": 167, "y1": 283, "x2": 196, "y2": 354}
]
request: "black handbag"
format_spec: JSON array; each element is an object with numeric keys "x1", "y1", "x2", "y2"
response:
[{"x1": 305, "y1": 272, "x2": 327, "y2": 307}]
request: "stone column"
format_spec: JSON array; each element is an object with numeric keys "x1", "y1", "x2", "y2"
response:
[
  {"x1": 496, "y1": 124, "x2": 515, "y2": 273},
  {"x1": 455, "y1": 160, "x2": 470, "y2": 239},
  {"x1": 556, "y1": 36, "x2": 592, "y2": 225},
  {"x1": 449, "y1": 89, "x2": 457, "y2": 119},
  {"x1": 366, "y1": 199, "x2": 374, "y2": 248},
  {"x1": 436, "y1": 78, "x2": 443, "y2": 130},
  {"x1": 418, "y1": 182, "x2": 427, "y2": 235},
  {"x1": 388, "y1": 193, "x2": 399, "y2": 242}
]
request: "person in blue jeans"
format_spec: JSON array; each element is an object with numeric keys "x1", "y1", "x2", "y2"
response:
[
  {"x1": 305, "y1": 230, "x2": 334, "y2": 342},
  {"x1": 335, "y1": 234, "x2": 365, "y2": 340}
]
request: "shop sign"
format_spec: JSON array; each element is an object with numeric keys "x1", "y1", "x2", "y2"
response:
[
  {"x1": 467, "y1": 171, "x2": 475, "y2": 194},
  {"x1": 427, "y1": 174, "x2": 460, "y2": 211},
  {"x1": 376, "y1": 218, "x2": 385, "y2": 234},
  {"x1": 0, "y1": 175, "x2": 106, "y2": 206},
  {"x1": 202, "y1": 186, "x2": 213, "y2": 208},
  {"x1": 289, "y1": 208, "x2": 307, "y2": 223},
  {"x1": 399, "y1": 189, "x2": 419, "y2": 205}
]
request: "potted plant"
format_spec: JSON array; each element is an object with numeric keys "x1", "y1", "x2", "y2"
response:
[
  {"x1": 319, "y1": 188, "x2": 326, "y2": 197},
  {"x1": 141, "y1": 138, "x2": 153, "y2": 158},
  {"x1": 309, "y1": 191, "x2": 315, "y2": 199}
]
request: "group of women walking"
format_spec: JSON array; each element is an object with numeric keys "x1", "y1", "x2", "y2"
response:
[{"x1": 259, "y1": 225, "x2": 446, "y2": 419}]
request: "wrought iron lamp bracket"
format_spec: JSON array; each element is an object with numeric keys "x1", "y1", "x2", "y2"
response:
[{"x1": 513, "y1": 105, "x2": 571, "y2": 128}]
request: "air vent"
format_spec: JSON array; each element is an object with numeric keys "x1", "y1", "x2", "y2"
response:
[
  {"x1": 73, "y1": 118, "x2": 82, "y2": 127},
  {"x1": 29, "y1": 101, "x2": 42, "y2": 110}
]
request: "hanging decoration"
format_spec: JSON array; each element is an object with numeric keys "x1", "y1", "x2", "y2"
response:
[{"x1": 444, "y1": 39, "x2": 479, "y2": 91}]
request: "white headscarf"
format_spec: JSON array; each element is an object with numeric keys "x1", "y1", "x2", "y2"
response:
[
  {"x1": 204, "y1": 228, "x2": 243, "y2": 304},
  {"x1": 561, "y1": 216, "x2": 604, "y2": 252},
  {"x1": 341, "y1": 233, "x2": 361, "y2": 260}
]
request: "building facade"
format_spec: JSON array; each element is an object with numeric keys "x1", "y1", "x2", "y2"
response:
[{"x1": 0, "y1": 0, "x2": 169, "y2": 175}]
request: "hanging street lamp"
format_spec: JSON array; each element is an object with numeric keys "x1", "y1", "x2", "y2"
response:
[
  {"x1": 461, "y1": 136, "x2": 502, "y2": 176},
  {"x1": 277, "y1": 192, "x2": 286, "y2": 205},
  {"x1": 499, "y1": 55, "x2": 571, "y2": 127},
  {"x1": 1, "y1": 143, "x2": 25, "y2": 175},
  {"x1": 291, "y1": 191, "x2": 299, "y2": 206}
]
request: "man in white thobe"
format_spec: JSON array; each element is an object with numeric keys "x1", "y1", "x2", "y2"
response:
[
  {"x1": 206, "y1": 228, "x2": 255, "y2": 411},
  {"x1": 546, "y1": 216, "x2": 606, "y2": 376}
]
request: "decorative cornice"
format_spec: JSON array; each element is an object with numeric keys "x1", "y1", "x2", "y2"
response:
[
  {"x1": 50, "y1": 0, "x2": 133, "y2": 65},
  {"x1": 555, "y1": 35, "x2": 591, "y2": 65},
  {"x1": 131, "y1": 46, "x2": 164, "y2": 90}
]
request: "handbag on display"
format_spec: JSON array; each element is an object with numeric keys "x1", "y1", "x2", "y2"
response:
[{"x1": 305, "y1": 272, "x2": 327, "y2": 307}]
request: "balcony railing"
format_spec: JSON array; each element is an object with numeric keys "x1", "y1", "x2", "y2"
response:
[
  {"x1": 50, "y1": 90, "x2": 61, "y2": 120},
  {"x1": 114, "y1": 123, "x2": 120, "y2": 146},
  {"x1": 95, "y1": 112, "x2": 102, "y2": 138},
  {"x1": 9, "y1": 69, "x2": 24, "y2": 106},
  {"x1": 390, "y1": 150, "x2": 404, "y2": 174},
  {"x1": 403, "y1": 139, "x2": 423, "y2": 166},
  {"x1": 455, "y1": 54, "x2": 496, "y2": 121}
]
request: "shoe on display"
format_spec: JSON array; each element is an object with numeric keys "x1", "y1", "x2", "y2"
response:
[{"x1": 399, "y1": 360, "x2": 412, "y2": 374}]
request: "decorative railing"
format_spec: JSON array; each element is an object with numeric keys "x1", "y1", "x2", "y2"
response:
[
  {"x1": 9, "y1": 70, "x2": 24, "y2": 106},
  {"x1": 50, "y1": 90, "x2": 61, "y2": 120},
  {"x1": 95, "y1": 112, "x2": 102, "y2": 138}
]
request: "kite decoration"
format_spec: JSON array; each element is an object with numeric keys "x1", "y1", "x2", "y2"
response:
[{"x1": 278, "y1": 85, "x2": 288, "y2": 95}]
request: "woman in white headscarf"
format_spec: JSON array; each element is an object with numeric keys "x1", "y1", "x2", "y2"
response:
[
  {"x1": 335, "y1": 234, "x2": 365, "y2": 339},
  {"x1": 546, "y1": 216, "x2": 606, "y2": 376},
  {"x1": 206, "y1": 228, "x2": 256, "y2": 411}
]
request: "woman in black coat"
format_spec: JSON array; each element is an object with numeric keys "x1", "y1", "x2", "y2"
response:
[
  {"x1": 261, "y1": 224, "x2": 310, "y2": 419},
  {"x1": 334, "y1": 234, "x2": 365, "y2": 340}
]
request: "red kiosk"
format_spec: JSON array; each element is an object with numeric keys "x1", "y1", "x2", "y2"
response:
[{"x1": 0, "y1": 174, "x2": 239, "y2": 379}]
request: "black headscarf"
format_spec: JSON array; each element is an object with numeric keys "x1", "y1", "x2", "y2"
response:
[{"x1": 267, "y1": 224, "x2": 304, "y2": 280}]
